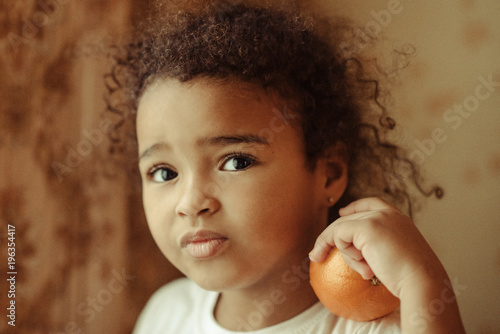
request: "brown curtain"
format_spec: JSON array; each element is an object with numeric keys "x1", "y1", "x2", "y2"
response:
[{"x1": 0, "y1": 1, "x2": 181, "y2": 333}]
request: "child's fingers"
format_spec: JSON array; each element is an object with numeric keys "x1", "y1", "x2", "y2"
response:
[
  {"x1": 343, "y1": 258, "x2": 375, "y2": 280},
  {"x1": 309, "y1": 232, "x2": 333, "y2": 263},
  {"x1": 309, "y1": 219, "x2": 377, "y2": 279},
  {"x1": 309, "y1": 218, "x2": 366, "y2": 263},
  {"x1": 341, "y1": 244, "x2": 365, "y2": 262},
  {"x1": 339, "y1": 197, "x2": 392, "y2": 216},
  {"x1": 329, "y1": 219, "x2": 379, "y2": 279}
]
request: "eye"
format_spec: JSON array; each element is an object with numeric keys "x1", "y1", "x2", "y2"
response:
[
  {"x1": 148, "y1": 166, "x2": 178, "y2": 183},
  {"x1": 221, "y1": 154, "x2": 256, "y2": 171}
]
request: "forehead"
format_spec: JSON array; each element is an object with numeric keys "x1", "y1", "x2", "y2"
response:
[
  {"x1": 136, "y1": 77, "x2": 299, "y2": 149},
  {"x1": 138, "y1": 77, "x2": 272, "y2": 118}
]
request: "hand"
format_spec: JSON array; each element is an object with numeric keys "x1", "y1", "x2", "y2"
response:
[
  {"x1": 309, "y1": 197, "x2": 445, "y2": 298},
  {"x1": 309, "y1": 197, "x2": 465, "y2": 333}
]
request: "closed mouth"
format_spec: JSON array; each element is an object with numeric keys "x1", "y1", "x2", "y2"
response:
[{"x1": 180, "y1": 229, "x2": 229, "y2": 259}]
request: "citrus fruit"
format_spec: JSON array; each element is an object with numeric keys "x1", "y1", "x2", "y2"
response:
[{"x1": 309, "y1": 247, "x2": 400, "y2": 321}]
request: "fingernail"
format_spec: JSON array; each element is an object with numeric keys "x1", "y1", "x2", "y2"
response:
[{"x1": 308, "y1": 250, "x2": 318, "y2": 262}]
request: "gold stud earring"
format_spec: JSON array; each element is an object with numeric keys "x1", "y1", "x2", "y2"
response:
[{"x1": 328, "y1": 197, "x2": 335, "y2": 204}]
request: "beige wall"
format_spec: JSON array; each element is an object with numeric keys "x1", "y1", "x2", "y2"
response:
[
  {"x1": 1, "y1": 0, "x2": 498, "y2": 333},
  {"x1": 307, "y1": 1, "x2": 499, "y2": 333}
]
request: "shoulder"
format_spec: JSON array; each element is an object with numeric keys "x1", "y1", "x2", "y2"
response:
[
  {"x1": 133, "y1": 277, "x2": 211, "y2": 334},
  {"x1": 280, "y1": 303, "x2": 400, "y2": 334}
]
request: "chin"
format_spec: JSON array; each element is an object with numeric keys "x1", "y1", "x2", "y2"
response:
[
  {"x1": 188, "y1": 270, "x2": 257, "y2": 292},
  {"x1": 189, "y1": 274, "x2": 233, "y2": 291}
]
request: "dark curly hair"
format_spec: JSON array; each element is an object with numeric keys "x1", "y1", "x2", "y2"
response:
[{"x1": 106, "y1": 0, "x2": 442, "y2": 221}]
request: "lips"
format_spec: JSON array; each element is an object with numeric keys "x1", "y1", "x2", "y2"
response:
[{"x1": 180, "y1": 230, "x2": 228, "y2": 259}]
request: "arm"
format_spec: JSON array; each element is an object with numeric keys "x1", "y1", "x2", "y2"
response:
[{"x1": 309, "y1": 197, "x2": 465, "y2": 334}]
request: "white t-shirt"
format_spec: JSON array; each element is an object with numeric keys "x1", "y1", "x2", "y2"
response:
[{"x1": 133, "y1": 278, "x2": 401, "y2": 334}]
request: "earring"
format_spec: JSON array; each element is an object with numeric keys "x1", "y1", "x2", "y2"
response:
[{"x1": 328, "y1": 197, "x2": 335, "y2": 204}]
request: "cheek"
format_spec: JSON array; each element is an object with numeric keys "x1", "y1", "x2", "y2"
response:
[
  {"x1": 142, "y1": 191, "x2": 178, "y2": 252},
  {"x1": 225, "y1": 169, "x2": 316, "y2": 236},
  {"x1": 142, "y1": 191, "x2": 161, "y2": 230}
]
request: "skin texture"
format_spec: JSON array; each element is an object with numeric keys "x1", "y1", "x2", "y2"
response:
[{"x1": 136, "y1": 77, "x2": 347, "y2": 330}]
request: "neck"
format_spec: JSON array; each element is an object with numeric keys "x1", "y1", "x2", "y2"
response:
[{"x1": 214, "y1": 259, "x2": 319, "y2": 331}]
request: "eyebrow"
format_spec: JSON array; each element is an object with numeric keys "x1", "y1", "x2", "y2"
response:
[
  {"x1": 139, "y1": 134, "x2": 270, "y2": 161},
  {"x1": 198, "y1": 134, "x2": 270, "y2": 146},
  {"x1": 139, "y1": 142, "x2": 170, "y2": 161}
]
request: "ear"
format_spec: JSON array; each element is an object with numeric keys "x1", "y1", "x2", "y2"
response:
[{"x1": 319, "y1": 143, "x2": 348, "y2": 206}]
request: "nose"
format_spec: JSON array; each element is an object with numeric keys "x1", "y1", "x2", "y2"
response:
[{"x1": 175, "y1": 177, "x2": 221, "y2": 218}]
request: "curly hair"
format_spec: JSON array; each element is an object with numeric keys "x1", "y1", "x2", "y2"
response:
[{"x1": 107, "y1": 0, "x2": 442, "y2": 221}]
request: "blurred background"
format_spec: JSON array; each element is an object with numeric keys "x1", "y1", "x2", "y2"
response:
[{"x1": 0, "y1": 0, "x2": 498, "y2": 333}]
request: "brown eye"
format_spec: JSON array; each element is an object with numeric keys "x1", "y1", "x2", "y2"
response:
[
  {"x1": 222, "y1": 155, "x2": 255, "y2": 171},
  {"x1": 150, "y1": 167, "x2": 178, "y2": 182}
]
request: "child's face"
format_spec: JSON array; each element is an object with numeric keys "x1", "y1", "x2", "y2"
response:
[{"x1": 137, "y1": 78, "x2": 332, "y2": 291}]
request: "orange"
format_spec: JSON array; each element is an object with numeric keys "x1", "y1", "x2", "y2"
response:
[{"x1": 309, "y1": 247, "x2": 400, "y2": 322}]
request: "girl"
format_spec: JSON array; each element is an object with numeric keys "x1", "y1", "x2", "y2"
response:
[{"x1": 110, "y1": 1, "x2": 465, "y2": 333}]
